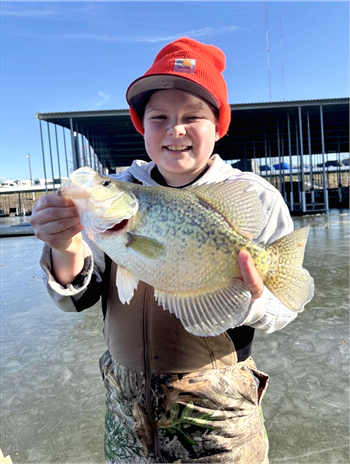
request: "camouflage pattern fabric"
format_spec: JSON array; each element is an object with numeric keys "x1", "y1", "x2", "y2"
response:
[{"x1": 100, "y1": 350, "x2": 269, "y2": 464}]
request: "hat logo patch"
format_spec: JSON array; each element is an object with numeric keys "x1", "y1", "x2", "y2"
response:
[{"x1": 174, "y1": 58, "x2": 196, "y2": 74}]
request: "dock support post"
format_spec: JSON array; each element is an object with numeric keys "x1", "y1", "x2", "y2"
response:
[
  {"x1": 320, "y1": 105, "x2": 329, "y2": 212},
  {"x1": 298, "y1": 106, "x2": 306, "y2": 213}
]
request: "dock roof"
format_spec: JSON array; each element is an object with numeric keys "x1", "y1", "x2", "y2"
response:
[{"x1": 36, "y1": 97, "x2": 349, "y2": 169}]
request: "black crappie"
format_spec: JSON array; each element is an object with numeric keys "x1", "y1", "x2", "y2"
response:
[{"x1": 61, "y1": 167, "x2": 314, "y2": 336}]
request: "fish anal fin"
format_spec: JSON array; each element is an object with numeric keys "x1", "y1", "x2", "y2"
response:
[
  {"x1": 154, "y1": 280, "x2": 251, "y2": 337},
  {"x1": 126, "y1": 232, "x2": 165, "y2": 259},
  {"x1": 116, "y1": 265, "x2": 139, "y2": 304}
]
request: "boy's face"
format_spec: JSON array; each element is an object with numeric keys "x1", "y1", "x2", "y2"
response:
[{"x1": 143, "y1": 89, "x2": 219, "y2": 186}]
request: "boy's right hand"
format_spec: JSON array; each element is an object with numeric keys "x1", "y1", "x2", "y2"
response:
[{"x1": 30, "y1": 194, "x2": 84, "y2": 253}]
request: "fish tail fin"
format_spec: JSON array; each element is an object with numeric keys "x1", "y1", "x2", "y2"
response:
[{"x1": 265, "y1": 226, "x2": 314, "y2": 312}]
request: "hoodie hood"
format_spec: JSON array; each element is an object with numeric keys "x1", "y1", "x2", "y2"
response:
[{"x1": 116, "y1": 154, "x2": 240, "y2": 187}]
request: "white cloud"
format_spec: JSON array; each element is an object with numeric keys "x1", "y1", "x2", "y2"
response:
[
  {"x1": 1, "y1": 7, "x2": 60, "y2": 17},
  {"x1": 45, "y1": 25, "x2": 244, "y2": 43},
  {"x1": 0, "y1": 3, "x2": 97, "y2": 18},
  {"x1": 91, "y1": 91, "x2": 111, "y2": 110}
]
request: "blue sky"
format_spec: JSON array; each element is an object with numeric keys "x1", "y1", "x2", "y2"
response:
[{"x1": 1, "y1": 1, "x2": 349, "y2": 180}]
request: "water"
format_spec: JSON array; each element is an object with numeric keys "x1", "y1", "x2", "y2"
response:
[
  {"x1": 0, "y1": 216, "x2": 31, "y2": 227},
  {"x1": 1, "y1": 210, "x2": 349, "y2": 464},
  {"x1": 253, "y1": 210, "x2": 350, "y2": 464}
]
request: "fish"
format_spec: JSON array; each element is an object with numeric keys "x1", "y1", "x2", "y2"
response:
[{"x1": 61, "y1": 166, "x2": 314, "y2": 337}]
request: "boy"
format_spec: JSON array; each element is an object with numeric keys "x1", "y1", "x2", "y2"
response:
[{"x1": 31, "y1": 38, "x2": 298, "y2": 463}]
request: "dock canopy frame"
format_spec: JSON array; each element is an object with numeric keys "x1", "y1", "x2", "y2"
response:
[{"x1": 36, "y1": 97, "x2": 349, "y2": 214}]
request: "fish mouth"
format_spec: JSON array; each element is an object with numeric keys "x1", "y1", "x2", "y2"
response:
[{"x1": 101, "y1": 218, "x2": 130, "y2": 235}]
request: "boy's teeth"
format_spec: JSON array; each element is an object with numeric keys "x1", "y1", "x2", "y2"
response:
[{"x1": 167, "y1": 145, "x2": 189, "y2": 151}]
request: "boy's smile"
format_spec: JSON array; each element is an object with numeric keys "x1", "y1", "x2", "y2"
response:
[
  {"x1": 143, "y1": 89, "x2": 219, "y2": 187},
  {"x1": 164, "y1": 145, "x2": 191, "y2": 152}
]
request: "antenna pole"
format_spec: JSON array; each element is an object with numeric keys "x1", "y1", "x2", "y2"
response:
[
  {"x1": 265, "y1": 0, "x2": 272, "y2": 101},
  {"x1": 279, "y1": 12, "x2": 286, "y2": 101}
]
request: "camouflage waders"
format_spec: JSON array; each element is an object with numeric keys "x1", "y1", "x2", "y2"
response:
[{"x1": 100, "y1": 350, "x2": 269, "y2": 464}]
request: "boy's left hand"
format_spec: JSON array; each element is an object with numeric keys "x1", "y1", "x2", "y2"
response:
[{"x1": 238, "y1": 250, "x2": 264, "y2": 301}]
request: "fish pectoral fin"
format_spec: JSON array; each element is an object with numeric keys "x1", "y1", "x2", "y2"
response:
[
  {"x1": 126, "y1": 233, "x2": 165, "y2": 259},
  {"x1": 116, "y1": 265, "x2": 139, "y2": 304},
  {"x1": 154, "y1": 280, "x2": 252, "y2": 337}
]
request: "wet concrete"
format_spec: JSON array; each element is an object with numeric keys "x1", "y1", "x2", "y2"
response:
[{"x1": 0, "y1": 210, "x2": 349, "y2": 464}]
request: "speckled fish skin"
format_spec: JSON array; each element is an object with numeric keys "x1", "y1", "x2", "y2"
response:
[{"x1": 61, "y1": 167, "x2": 314, "y2": 337}]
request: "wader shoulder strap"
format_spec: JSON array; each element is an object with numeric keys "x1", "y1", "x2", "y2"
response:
[
  {"x1": 102, "y1": 254, "x2": 112, "y2": 320},
  {"x1": 226, "y1": 326, "x2": 255, "y2": 362}
]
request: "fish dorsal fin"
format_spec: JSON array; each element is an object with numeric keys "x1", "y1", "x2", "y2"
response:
[
  {"x1": 187, "y1": 180, "x2": 264, "y2": 239},
  {"x1": 154, "y1": 279, "x2": 252, "y2": 337},
  {"x1": 116, "y1": 265, "x2": 139, "y2": 304},
  {"x1": 126, "y1": 233, "x2": 165, "y2": 259}
]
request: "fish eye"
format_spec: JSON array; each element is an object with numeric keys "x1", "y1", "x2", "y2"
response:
[{"x1": 102, "y1": 180, "x2": 111, "y2": 187}]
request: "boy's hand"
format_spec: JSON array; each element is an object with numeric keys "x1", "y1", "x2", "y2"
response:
[
  {"x1": 30, "y1": 194, "x2": 84, "y2": 253},
  {"x1": 238, "y1": 249, "x2": 264, "y2": 301}
]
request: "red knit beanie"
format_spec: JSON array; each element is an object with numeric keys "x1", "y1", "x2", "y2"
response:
[{"x1": 126, "y1": 37, "x2": 231, "y2": 139}]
